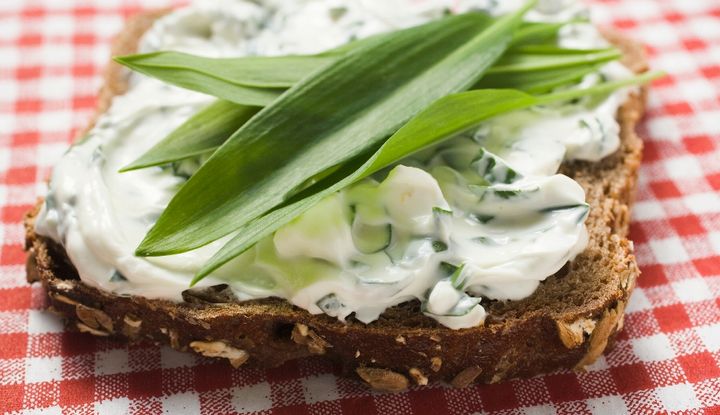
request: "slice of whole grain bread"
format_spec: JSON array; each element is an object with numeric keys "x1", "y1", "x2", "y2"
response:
[{"x1": 24, "y1": 11, "x2": 648, "y2": 391}]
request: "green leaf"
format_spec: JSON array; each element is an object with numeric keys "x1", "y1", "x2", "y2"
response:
[
  {"x1": 123, "y1": 59, "x2": 607, "y2": 172},
  {"x1": 113, "y1": 31, "x2": 386, "y2": 106},
  {"x1": 511, "y1": 21, "x2": 564, "y2": 45},
  {"x1": 136, "y1": 7, "x2": 533, "y2": 257},
  {"x1": 487, "y1": 48, "x2": 621, "y2": 73},
  {"x1": 192, "y1": 71, "x2": 662, "y2": 283},
  {"x1": 123, "y1": 48, "x2": 615, "y2": 171},
  {"x1": 120, "y1": 100, "x2": 259, "y2": 172},
  {"x1": 115, "y1": 52, "x2": 335, "y2": 89},
  {"x1": 115, "y1": 45, "x2": 614, "y2": 108},
  {"x1": 114, "y1": 18, "x2": 577, "y2": 107},
  {"x1": 510, "y1": 17, "x2": 589, "y2": 46},
  {"x1": 113, "y1": 57, "x2": 284, "y2": 106},
  {"x1": 475, "y1": 63, "x2": 601, "y2": 94},
  {"x1": 510, "y1": 44, "x2": 611, "y2": 54}
]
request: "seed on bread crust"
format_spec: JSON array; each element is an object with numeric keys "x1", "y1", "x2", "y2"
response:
[
  {"x1": 409, "y1": 368, "x2": 428, "y2": 385},
  {"x1": 122, "y1": 315, "x2": 142, "y2": 338},
  {"x1": 291, "y1": 323, "x2": 331, "y2": 355},
  {"x1": 451, "y1": 365, "x2": 482, "y2": 388},
  {"x1": 25, "y1": 253, "x2": 40, "y2": 283},
  {"x1": 575, "y1": 301, "x2": 626, "y2": 369},
  {"x1": 50, "y1": 293, "x2": 78, "y2": 306},
  {"x1": 54, "y1": 280, "x2": 75, "y2": 291},
  {"x1": 430, "y1": 357, "x2": 442, "y2": 372},
  {"x1": 556, "y1": 318, "x2": 597, "y2": 349},
  {"x1": 77, "y1": 322, "x2": 110, "y2": 336},
  {"x1": 189, "y1": 340, "x2": 249, "y2": 368},
  {"x1": 76, "y1": 304, "x2": 114, "y2": 332},
  {"x1": 356, "y1": 367, "x2": 409, "y2": 392},
  {"x1": 168, "y1": 329, "x2": 180, "y2": 349}
]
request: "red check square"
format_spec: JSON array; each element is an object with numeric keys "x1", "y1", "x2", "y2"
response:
[
  {"x1": 611, "y1": 363, "x2": 654, "y2": 393},
  {"x1": 678, "y1": 353, "x2": 720, "y2": 383}
]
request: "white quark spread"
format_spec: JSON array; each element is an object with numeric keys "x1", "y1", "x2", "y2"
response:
[{"x1": 36, "y1": 0, "x2": 634, "y2": 329}]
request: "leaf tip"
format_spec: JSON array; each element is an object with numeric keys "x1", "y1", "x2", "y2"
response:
[
  {"x1": 134, "y1": 238, "x2": 159, "y2": 257},
  {"x1": 117, "y1": 160, "x2": 144, "y2": 173},
  {"x1": 113, "y1": 55, "x2": 128, "y2": 65},
  {"x1": 189, "y1": 270, "x2": 208, "y2": 287}
]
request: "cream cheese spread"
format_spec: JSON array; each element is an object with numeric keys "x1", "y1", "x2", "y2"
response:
[{"x1": 36, "y1": 0, "x2": 633, "y2": 329}]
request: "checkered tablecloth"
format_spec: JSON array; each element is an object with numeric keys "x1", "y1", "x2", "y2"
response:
[{"x1": 1, "y1": 0, "x2": 719, "y2": 413}]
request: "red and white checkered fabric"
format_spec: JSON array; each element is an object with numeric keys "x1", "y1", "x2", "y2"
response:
[{"x1": 1, "y1": 0, "x2": 719, "y2": 413}]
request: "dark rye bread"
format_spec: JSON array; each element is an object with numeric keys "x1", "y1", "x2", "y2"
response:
[{"x1": 24, "y1": 11, "x2": 648, "y2": 391}]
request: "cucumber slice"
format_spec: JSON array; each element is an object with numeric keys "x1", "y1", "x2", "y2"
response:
[
  {"x1": 449, "y1": 263, "x2": 467, "y2": 289},
  {"x1": 352, "y1": 251, "x2": 408, "y2": 285},
  {"x1": 351, "y1": 220, "x2": 392, "y2": 254},
  {"x1": 110, "y1": 270, "x2": 127, "y2": 282},
  {"x1": 470, "y1": 213, "x2": 495, "y2": 224},
  {"x1": 316, "y1": 293, "x2": 345, "y2": 317},
  {"x1": 432, "y1": 206, "x2": 453, "y2": 242},
  {"x1": 439, "y1": 261, "x2": 458, "y2": 277},
  {"x1": 540, "y1": 203, "x2": 590, "y2": 224},
  {"x1": 468, "y1": 182, "x2": 540, "y2": 202},
  {"x1": 422, "y1": 281, "x2": 481, "y2": 317}
]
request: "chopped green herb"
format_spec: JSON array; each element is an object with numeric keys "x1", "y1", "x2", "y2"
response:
[
  {"x1": 432, "y1": 240, "x2": 448, "y2": 252},
  {"x1": 471, "y1": 214, "x2": 495, "y2": 224}
]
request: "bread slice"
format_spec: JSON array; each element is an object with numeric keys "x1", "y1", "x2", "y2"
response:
[{"x1": 24, "y1": 11, "x2": 648, "y2": 391}]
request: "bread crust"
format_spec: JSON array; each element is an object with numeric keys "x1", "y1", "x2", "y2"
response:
[{"x1": 24, "y1": 11, "x2": 647, "y2": 390}]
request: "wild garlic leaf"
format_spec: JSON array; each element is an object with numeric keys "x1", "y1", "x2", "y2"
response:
[
  {"x1": 114, "y1": 18, "x2": 574, "y2": 107},
  {"x1": 115, "y1": 52, "x2": 336, "y2": 89},
  {"x1": 511, "y1": 21, "x2": 564, "y2": 45},
  {"x1": 120, "y1": 100, "x2": 259, "y2": 172},
  {"x1": 126, "y1": 65, "x2": 283, "y2": 107},
  {"x1": 487, "y1": 48, "x2": 620, "y2": 73},
  {"x1": 475, "y1": 63, "x2": 601, "y2": 93},
  {"x1": 510, "y1": 44, "x2": 613, "y2": 54},
  {"x1": 192, "y1": 71, "x2": 661, "y2": 282},
  {"x1": 123, "y1": 51, "x2": 614, "y2": 171},
  {"x1": 123, "y1": 55, "x2": 610, "y2": 172},
  {"x1": 113, "y1": 31, "x2": 387, "y2": 106},
  {"x1": 136, "y1": 6, "x2": 532, "y2": 257}
]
